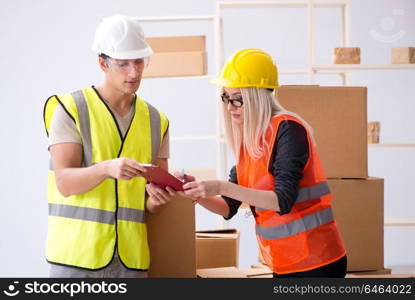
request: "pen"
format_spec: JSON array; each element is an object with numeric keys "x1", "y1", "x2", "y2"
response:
[
  {"x1": 180, "y1": 168, "x2": 187, "y2": 183},
  {"x1": 181, "y1": 168, "x2": 197, "y2": 204}
]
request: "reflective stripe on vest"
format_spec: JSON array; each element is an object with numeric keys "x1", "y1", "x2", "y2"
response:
[
  {"x1": 49, "y1": 203, "x2": 145, "y2": 224},
  {"x1": 72, "y1": 90, "x2": 93, "y2": 167},
  {"x1": 49, "y1": 90, "x2": 162, "y2": 170},
  {"x1": 146, "y1": 102, "x2": 161, "y2": 164},
  {"x1": 256, "y1": 181, "x2": 331, "y2": 212},
  {"x1": 256, "y1": 207, "x2": 334, "y2": 240}
]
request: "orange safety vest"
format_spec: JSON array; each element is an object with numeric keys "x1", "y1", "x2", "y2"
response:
[{"x1": 237, "y1": 114, "x2": 346, "y2": 275}]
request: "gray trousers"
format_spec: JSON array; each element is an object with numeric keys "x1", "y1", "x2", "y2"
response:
[{"x1": 49, "y1": 256, "x2": 148, "y2": 278}]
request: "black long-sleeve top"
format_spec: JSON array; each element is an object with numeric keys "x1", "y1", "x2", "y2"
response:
[{"x1": 222, "y1": 120, "x2": 310, "y2": 219}]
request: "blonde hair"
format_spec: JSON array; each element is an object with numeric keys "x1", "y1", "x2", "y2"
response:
[{"x1": 222, "y1": 87, "x2": 315, "y2": 160}]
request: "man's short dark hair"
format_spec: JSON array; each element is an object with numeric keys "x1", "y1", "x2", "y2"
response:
[{"x1": 99, "y1": 53, "x2": 110, "y2": 59}]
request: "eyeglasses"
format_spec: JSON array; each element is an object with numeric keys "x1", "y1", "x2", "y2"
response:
[
  {"x1": 107, "y1": 58, "x2": 145, "y2": 73},
  {"x1": 221, "y1": 93, "x2": 244, "y2": 108}
]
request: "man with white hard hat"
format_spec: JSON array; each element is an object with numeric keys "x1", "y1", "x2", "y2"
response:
[{"x1": 43, "y1": 15, "x2": 175, "y2": 277}]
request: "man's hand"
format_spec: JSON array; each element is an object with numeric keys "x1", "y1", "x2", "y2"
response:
[
  {"x1": 104, "y1": 157, "x2": 147, "y2": 180},
  {"x1": 145, "y1": 183, "x2": 175, "y2": 213}
]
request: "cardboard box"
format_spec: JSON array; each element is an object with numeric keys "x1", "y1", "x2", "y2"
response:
[
  {"x1": 147, "y1": 194, "x2": 196, "y2": 277},
  {"x1": 196, "y1": 229, "x2": 239, "y2": 269},
  {"x1": 241, "y1": 266, "x2": 273, "y2": 278},
  {"x1": 349, "y1": 274, "x2": 415, "y2": 278},
  {"x1": 277, "y1": 86, "x2": 368, "y2": 178},
  {"x1": 197, "y1": 267, "x2": 246, "y2": 278},
  {"x1": 346, "y1": 268, "x2": 391, "y2": 277},
  {"x1": 333, "y1": 47, "x2": 361, "y2": 64},
  {"x1": 368, "y1": 121, "x2": 380, "y2": 144},
  {"x1": 329, "y1": 178, "x2": 384, "y2": 272},
  {"x1": 197, "y1": 267, "x2": 273, "y2": 278},
  {"x1": 391, "y1": 47, "x2": 415, "y2": 64},
  {"x1": 347, "y1": 269, "x2": 415, "y2": 278},
  {"x1": 143, "y1": 36, "x2": 206, "y2": 77},
  {"x1": 251, "y1": 263, "x2": 269, "y2": 269}
]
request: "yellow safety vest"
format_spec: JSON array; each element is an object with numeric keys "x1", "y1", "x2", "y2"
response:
[{"x1": 43, "y1": 86, "x2": 168, "y2": 270}]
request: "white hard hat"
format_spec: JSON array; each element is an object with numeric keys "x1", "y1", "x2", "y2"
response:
[{"x1": 92, "y1": 14, "x2": 153, "y2": 60}]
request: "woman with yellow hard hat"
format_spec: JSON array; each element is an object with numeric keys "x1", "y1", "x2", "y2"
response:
[{"x1": 183, "y1": 48, "x2": 347, "y2": 277}]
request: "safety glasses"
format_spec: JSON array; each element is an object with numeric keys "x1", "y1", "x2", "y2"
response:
[
  {"x1": 221, "y1": 93, "x2": 244, "y2": 108},
  {"x1": 107, "y1": 58, "x2": 147, "y2": 73}
]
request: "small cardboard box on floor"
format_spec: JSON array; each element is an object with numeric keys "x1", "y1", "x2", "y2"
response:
[
  {"x1": 197, "y1": 267, "x2": 246, "y2": 278},
  {"x1": 277, "y1": 85, "x2": 368, "y2": 179},
  {"x1": 329, "y1": 177, "x2": 384, "y2": 272},
  {"x1": 143, "y1": 36, "x2": 206, "y2": 78},
  {"x1": 196, "y1": 229, "x2": 239, "y2": 269},
  {"x1": 147, "y1": 194, "x2": 196, "y2": 277}
]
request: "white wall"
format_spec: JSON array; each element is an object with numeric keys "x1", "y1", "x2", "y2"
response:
[{"x1": 1, "y1": 0, "x2": 414, "y2": 276}]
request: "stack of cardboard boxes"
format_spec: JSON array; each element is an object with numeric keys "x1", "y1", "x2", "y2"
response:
[{"x1": 278, "y1": 85, "x2": 386, "y2": 275}]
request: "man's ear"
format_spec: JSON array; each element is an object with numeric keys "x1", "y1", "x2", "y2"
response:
[{"x1": 98, "y1": 56, "x2": 109, "y2": 72}]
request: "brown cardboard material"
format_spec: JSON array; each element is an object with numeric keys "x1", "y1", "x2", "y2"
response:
[
  {"x1": 347, "y1": 268, "x2": 415, "y2": 278},
  {"x1": 277, "y1": 85, "x2": 368, "y2": 179},
  {"x1": 349, "y1": 274, "x2": 415, "y2": 278},
  {"x1": 147, "y1": 194, "x2": 196, "y2": 277},
  {"x1": 197, "y1": 267, "x2": 273, "y2": 278},
  {"x1": 251, "y1": 263, "x2": 269, "y2": 269},
  {"x1": 143, "y1": 36, "x2": 206, "y2": 77},
  {"x1": 368, "y1": 121, "x2": 380, "y2": 144},
  {"x1": 196, "y1": 229, "x2": 239, "y2": 269},
  {"x1": 346, "y1": 268, "x2": 391, "y2": 277},
  {"x1": 333, "y1": 47, "x2": 361, "y2": 64},
  {"x1": 146, "y1": 36, "x2": 205, "y2": 52},
  {"x1": 329, "y1": 178, "x2": 384, "y2": 272},
  {"x1": 197, "y1": 267, "x2": 246, "y2": 278},
  {"x1": 391, "y1": 47, "x2": 415, "y2": 64},
  {"x1": 241, "y1": 266, "x2": 273, "y2": 277}
]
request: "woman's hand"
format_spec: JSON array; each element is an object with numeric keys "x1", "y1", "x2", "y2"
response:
[
  {"x1": 172, "y1": 172, "x2": 198, "y2": 201},
  {"x1": 182, "y1": 180, "x2": 222, "y2": 199}
]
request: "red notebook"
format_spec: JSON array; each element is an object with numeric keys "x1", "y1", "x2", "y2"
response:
[{"x1": 141, "y1": 164, "x2": 185, "y2": 191}]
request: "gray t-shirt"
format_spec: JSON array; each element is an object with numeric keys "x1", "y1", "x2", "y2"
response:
[{"x1": 48, "y1": 100, "x2": 170, "y2": 158}]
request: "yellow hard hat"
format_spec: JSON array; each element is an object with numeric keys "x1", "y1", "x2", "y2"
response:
[{"x1": 211, "y1": 48, "x2": 279, "y2": 89}]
